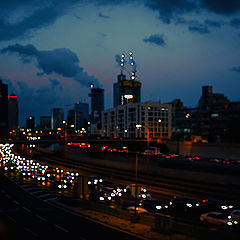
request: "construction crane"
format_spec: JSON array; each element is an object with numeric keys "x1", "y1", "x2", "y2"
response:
[{"x1": 120, "y1": 51, "x2": 137, "y2": 80}]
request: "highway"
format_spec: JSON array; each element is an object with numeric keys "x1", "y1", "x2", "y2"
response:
[
  {"x1": 27, "y1": 144, "x2": 240, "y2": 201},
  {"x1": 2, "y1": 143, "x2": 240, "y2": 239},
  {"x1": 0, "y1": 173, "x2": 142, "y2": 239}
]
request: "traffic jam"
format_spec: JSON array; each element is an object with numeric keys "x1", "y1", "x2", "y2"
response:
[{"x1": 0, "y1": 143, "x2": 240, "y2": 230}]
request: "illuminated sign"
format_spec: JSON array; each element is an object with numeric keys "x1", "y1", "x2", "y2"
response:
[{"x1": 124, "y1": 94, "x2": 133, "y2": 99}]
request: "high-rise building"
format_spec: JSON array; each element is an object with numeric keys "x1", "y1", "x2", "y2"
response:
[
  {"x1": 8, "y1": 93, "x2": 18, "y2": 130},
  {"x1": 40, "y1": 116, "x2": 51, "y2": 129},
  {"x1": 75, "y1": 102, "x2": 89, "y2": 130},
  {"x1": 26, "y1": 116, "x2": 35, "y2": 129},
  {"x1": 0, "y1": 80, "x2": 8, "y2": 139},
  {"x1": 113, "y1": 73, "x2": 141, "y2": 107},
  {"x1": 88, "y1": 85, "x2": 104, "y2": 123},
  {"x1": 51, "y1": 108, "x2": 64, "y2": 130},
  {"x1": 102, "y1": 101, "x2": 172, "y2": 139}
]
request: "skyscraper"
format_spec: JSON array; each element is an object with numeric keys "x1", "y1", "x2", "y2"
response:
[
  {"x1": 88, "y1": 85, "x2": 104, "y2": 123},
  {"x1": 113, "y1": 73, "x2": 141, "y2": 108},
  {"x1": 8, "y1": 93, "x2": 18, "y2": 130},
  {"x1": 74, "y1": 102, "x2": 89, "y2": 129},
  {"x1": 0, "y1": 80, "x2": 8, "y2": 139},
  {"x1": 26, "y1": 116, "x2": 35, "y2": 129},
  {"x1": 40, "y1": 116, "x2": 51, "y2": 129},
  {"x1": 51, "y1": 108, "x2": 64, "y2": 130}
]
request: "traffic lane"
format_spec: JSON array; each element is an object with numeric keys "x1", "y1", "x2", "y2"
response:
[
  {"x1": 0, "y1": 186, "x2": 68, "y2": 238},
  {"x1": 0, "y1": 173, "x2": 142, "y2": 240}
]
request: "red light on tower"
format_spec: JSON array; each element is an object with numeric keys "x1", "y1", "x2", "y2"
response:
[{"x1": 8, "y1": 95, "x2": 17, "y2": 99}]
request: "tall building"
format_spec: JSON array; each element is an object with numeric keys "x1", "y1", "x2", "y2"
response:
[
  {"x1": 0, "y1": 80, "x2": 8, "y2": 139},
  {"x1": 75, "y1": 102, "x2": 89, "y2": 130},
  {"x1": 40, "y1": 116, "x2": 51, "y2": 129},
  {"x1": 8, "y1": 93, "x2": 18, "y2": 130},
  {"x1": 26, "y1": 116, "x2": 35, "y2": 129},
  {"x1": 113, "y1": 73, "x2": 141, "y2": 107},
  {"x1": 88, "y1": 85, "x2": 104, "y2": 123},
  {"x1": 51, "y1": 108, "x2": 64, "y2": 130},
  {"x1": 102, "y1": 101, "x2": 171, "y2": 139}
]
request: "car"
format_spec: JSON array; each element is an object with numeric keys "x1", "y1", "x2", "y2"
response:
[
  {"x1": 126, "y1": 184, "x2": 151, "y2": 199},
  {"x1": 88, "y1": 176, "x2": 103, "y2": 187},
  {"x1": 141, "y1": 199, "x2": 169, "y2": 213},
  {"x1": 230, "y1": 210, "x2": 240, "y2": 222},
  {"x1": 89, "y1": 190, "x2": 111, "y2": 202},
  {"x1": 200, "y1": 212, "x2": 236, "y2": 226},
  {"x1": 127, "y1": 206, "x2": 148, "y2": 214}
]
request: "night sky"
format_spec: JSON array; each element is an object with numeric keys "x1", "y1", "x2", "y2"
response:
[{"x1": 1, "y1": 0, "x2": 240, "y2": 126}]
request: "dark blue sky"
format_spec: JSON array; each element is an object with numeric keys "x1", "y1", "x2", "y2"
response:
[{"x1": 0, "y1": 0, "x2": 240, "y2": 125}]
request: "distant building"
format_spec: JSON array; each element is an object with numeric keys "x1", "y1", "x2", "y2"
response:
[
  {"x1": 171, "y1": 85, "x2": 240, "y2": 142},
  {"x1": 8, "y1": 93, "x2": 18, "y2": 130},
  {"x1": 40, "y1": 116, "x2": 51, "y2": 129},
  {"x1": 113, "y1": 73, "x2": 141, "y2": 107},
  {"x1": 0, "y1": 80, "x2": 8, "y2": 139},
  {"x1": 26, "y1": 116, "x2": 35, "y2": 129},
  {"x1": 102, "y1": 101, "x2": 172, "y2": 139},
  {"x1": 88, "y1": 86, "x2": 104, "y2": 124},
  {"x1": 51, "y1": 108, "x2": 64, "y2": 130},
  {"x1": 74, "y1": 102, "x2": 89, "y2": 130}
]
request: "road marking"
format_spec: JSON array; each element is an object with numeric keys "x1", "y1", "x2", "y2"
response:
[
  {"x1": 13, "y1": 200, "x2": 20, "y2": 205},
  {"x1": 24, "y1": 227, "x2": 39, "y2": 237},
  {"x1": 22, "y1": 206, "x2": 31, "y2": 212},
  {"x1": 55, "y1": 224, "x2": 69, "y2": 233},
  {"x1": 35, "y1": 214, "x2": 47, "y2": 222},
  {"x1": 7, "y1": 215, "x2": 17, "y2": 223}
]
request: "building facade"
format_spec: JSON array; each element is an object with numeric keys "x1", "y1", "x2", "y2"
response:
[
  {"x1": 8, "y1": 93, "x2": 18, "y2": 130},
  {"x1": 113, "y1": 73, "x2": 141, "y2": 107},
  {"x1": 51, "y1": 108, "x2": 64, "y2": 130},
  {"x1": 171, "y1": 85, "x2": 240, "y2": 142},
  {"x1": 0, "y1": 80, "x2": 8, "y2": 139},
  {"x1": 40, "y1": 116, "x2": 51, "y2": 129},
  {"x1": 26, "y1": 116, "x2": 35, "y2": 129},
  {"x1": 88, "y1": 86, "x2": 104, "y2": 124},
  {"x1": 102, "y1": 101, "x2": 171, "y2": 139}
]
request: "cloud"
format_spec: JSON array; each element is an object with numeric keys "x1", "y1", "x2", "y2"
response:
[
  {"x1": 230, "y1": 18, "x2": 240, "y2": 28},
  {"x1": 114, "y1": 54, "x2": 122, "y2": 67},
  {"x1": 98, "y1": 12, "x2": 110, "y2": 19},
  {"x1": 1, "y1": 43, "x2": 99, "y2": 87},
  {"x1": 230, "y1": 66, "x2": 240, "y2": 72},
  {"x1": 145, "y1": 0, "x2": 196, "y2": 24},
  {"x1": 199, "y1": 0, "x2": 240, "y2": 15},
  {"x1": 1, "y1": 76, "x2": 66, "y2": 125},
  {"x1": 143, "y1": 34, "x2": 166, "y2": 47},
  {"x1": 204, "y1": 19, "x2": 223, "y2": 28},
  {"x1": 188, "y1": 21, "x2": 210, "y2": 34}
]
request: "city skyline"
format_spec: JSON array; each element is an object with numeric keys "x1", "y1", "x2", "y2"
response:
[{"x1": 1, "y1": 0, "x2": 240, "y2": 125}]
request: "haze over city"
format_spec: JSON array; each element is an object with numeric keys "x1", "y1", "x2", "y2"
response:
[{"x1": 1, "y1": 0, "x2": 240, "y2": 125}]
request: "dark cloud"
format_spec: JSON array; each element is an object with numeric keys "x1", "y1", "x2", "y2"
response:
[
  {"x1": 1, "y1": 43, "x2": 99, "y2": 87},
  {"x1": 0, "y1": 0, "x2": 79, "y2": 41},
  {"x1": 98, "y1": 12, "x2": 110, "y2": 19},
  {"x1": 199, "y1": 0, "x2": 240, "y2": 15},
  {"x1": 204, "y1": 19, "x2": 223, "y2": 28},
  {"x1": 143, "y1": 34, "x2": 166, "y2": 47},
  {"x1": 188, "y1": 21, "x2": 210, "y2": 34},
  {"x1": 230, "y1": 18, "x2": 240, "y2": 28},
  {"x1": 230, "y1": 66, "x2": 240, "y2": 73},
  {"x1": 145, "y1": 0, "x2": 196, "y2": 24},
  {"x1": 0, "y1": 76, "x2": 66, "y2": 125}
]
